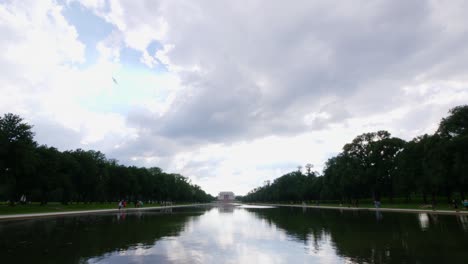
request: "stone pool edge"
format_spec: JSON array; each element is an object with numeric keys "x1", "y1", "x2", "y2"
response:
[
  {"x1": 0, "y1": 204, "x2": 211, "y2": 221},
  {"x1": 248, "y1": 203, "x2": 468, "y2": 215}
]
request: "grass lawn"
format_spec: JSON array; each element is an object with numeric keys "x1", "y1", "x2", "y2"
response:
[
  {"x1": 0, "y1": 202, "x2": 164, "y2": 215},
  {"x1": 301, "y1": 202, "x2": 468, "y2": 212}
]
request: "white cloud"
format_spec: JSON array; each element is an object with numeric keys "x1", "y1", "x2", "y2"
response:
[
  {"x1": 0, "y1": 0, "x2": 135, "y2": 152},
  {"x1": 0, "y1": 0, "x2": 84, "y2": 113}
]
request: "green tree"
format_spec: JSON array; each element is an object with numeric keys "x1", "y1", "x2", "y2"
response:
[
  {"x1": 436, "y1": 105, "x2": 468, "y2": 200},
  {"x1": 342, "y1": 131, "x2": 393, "y2": 201},
  {"x1": 450, "y1": 135, "x2": 468, "y2": 199},
  {"x1": 394, "y1": 138, "x2": 422, "y2": 202},
  {"x1": 437, "y1": 105, "x2": 468, "y2": 138},
  {"x1": 34, "y1": 146, "x2": 62, "y2": 204},
  {"x1": 0, "y1": 113, "x2": 37, "y2": 203}
]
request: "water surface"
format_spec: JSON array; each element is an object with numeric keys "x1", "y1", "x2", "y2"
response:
[{"x1": 1, "y1": 205, "x2": 468, "y2": 263}]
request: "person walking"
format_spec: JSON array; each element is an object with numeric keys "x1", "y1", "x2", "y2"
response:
[{"x1": 453, "y1": 199, "x2": 459, "y2": 212}]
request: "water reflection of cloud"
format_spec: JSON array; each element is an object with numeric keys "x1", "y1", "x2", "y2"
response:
[
  {"x1": 458, "y1": 215, "x2": 468, "y2": 231},
  {"x1": 88, "y1": 207, "x2": 345, "y2": 263},
  {"x1": 158, "y1": 207, "x2": 343, "y2": 263},
  {"x1": 134, "y1": 246, "x2": 150, "y2": 256},
  {"x1": 233, "y1": 244, "x2": 283, "y2": 264},
  {"x1": 307, "y1": 233, "x2": 341, "y2": 264},
  {"x1": 418, "y1": 213, "x2": 429, "y2": 230},
  {"x1": 237, "y1": 205, "x2": 276, "y2": 209}
]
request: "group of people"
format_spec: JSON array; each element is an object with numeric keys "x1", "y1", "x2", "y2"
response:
[
  {"x1": 118, "y1": 200, "x2": 143, "y2": 209},
  {"x1": 118, "y1": 200, "x2": 127, "y2": 210},
  {"x1": 134, "y1": 200, "x2": 144, "y2": 207},
  {"x1": 374, "y1": 200, "x2": 381, "y2": 208},
  {"x1": 456, "y1": 199, "x2": 468, "y2": 209},
  {"x1": 451, "y1": 199, "x2": 468, "y2": 211}
]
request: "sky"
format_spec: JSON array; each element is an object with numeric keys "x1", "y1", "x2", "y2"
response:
[{"x1": 1, "y1": 0, "x2": 468, "y2": 196}]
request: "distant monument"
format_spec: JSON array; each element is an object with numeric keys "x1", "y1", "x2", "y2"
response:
[{"x1": 217, "y1": 191, "x2": 235, "y2": 202}]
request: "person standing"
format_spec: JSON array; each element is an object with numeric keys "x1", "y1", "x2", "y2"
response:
[{"x1": 453, "y1": 199, "x2": 459, "y2": 212}]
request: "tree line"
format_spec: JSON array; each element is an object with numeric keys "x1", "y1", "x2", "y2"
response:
[
  {"x1": 0, "y1": 113, "x2": 214, "y2": 205},
  {"x1": 241, "y1": 105, "x2": 468, "y2": 205}
]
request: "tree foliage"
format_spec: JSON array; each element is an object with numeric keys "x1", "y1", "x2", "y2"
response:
[
  {"x1": 242, "y1": 105, "x2": 468, "y2": 204},
  {"x1": 0, "y1": 113, "x2": 213, "y2": 204}
]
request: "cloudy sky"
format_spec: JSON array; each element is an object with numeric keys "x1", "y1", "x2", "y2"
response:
[{"x1": 1, "y1": 0, "x2": 468, "y2": 195}]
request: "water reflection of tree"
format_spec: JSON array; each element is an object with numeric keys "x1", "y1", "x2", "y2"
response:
[
  {"x1": 248, "y1": 207, "x2": 468, "y2": 263},
  {"x1": 0, "y1": 210, "x2": 204, "y2": 264}
]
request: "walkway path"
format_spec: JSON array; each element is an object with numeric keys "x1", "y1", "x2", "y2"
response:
[
  {"x1": 0, "y1": 204, "x2": 210, "y2": 221},
  {"x1": 255, "y1": 203, "x2": 468, "y2": 215},
  {"x1": 4, "y1": 203, "x2": 466, "y2": 220}
]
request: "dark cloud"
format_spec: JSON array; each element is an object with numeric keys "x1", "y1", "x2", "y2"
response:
[{"x1": 111, "y1": 0, "x2": 468, "y2": 147}]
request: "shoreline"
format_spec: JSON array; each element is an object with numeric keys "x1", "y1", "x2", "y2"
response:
[
  {"x1": 3, "y1": 202, "x2": 467, "y2": 220},
  {"x1": 0, "y1": 204, "x2": 211, "y2": 221},
  {"x1": 250, "y1": 203, "x2": 468, "y2": 215}
]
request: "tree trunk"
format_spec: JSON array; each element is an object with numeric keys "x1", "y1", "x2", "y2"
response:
[{"x1": 405, "y1": 193, "x2": 411, "y2": 203}]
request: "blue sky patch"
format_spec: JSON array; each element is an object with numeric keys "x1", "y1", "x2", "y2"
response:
[
  {"x1": 147, "y1": 41, "x2": 163, "y2": 56},
  {"x1": 62, "y1": 1, "x2": 114, "y2": 66},
  {"x1": 120, "y1": 46, "x2": 168, "y2": 73},
  {"x1": 78, "y1": 65, "x2": 172, "y2": 114}
]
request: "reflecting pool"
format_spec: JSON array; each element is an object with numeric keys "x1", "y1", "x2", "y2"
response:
[{"x1": 1, "y1": 204, "x2": 468, "y2": 263}]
